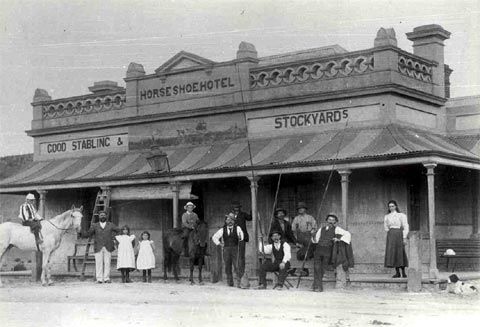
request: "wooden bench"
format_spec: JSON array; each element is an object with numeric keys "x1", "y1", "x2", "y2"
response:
[
  {"x1": 436, "y1": 239, "x2": 480, "y2": 272},
  {"x1": 67, "y1": 241, "x2": 117, "y2": 272}
]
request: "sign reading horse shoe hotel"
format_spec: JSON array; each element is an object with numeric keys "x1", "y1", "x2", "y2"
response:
[
  {"x1": 40, "y1": 133, "x2": 128, "y2": 155},
  {"x1": 139, "y1": 77, "x2": 235, "y2": 101}
]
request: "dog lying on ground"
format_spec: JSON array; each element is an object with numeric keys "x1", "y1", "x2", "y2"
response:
[{"x1": 446, "y1": 274, "x2": 478, "y2": 295}]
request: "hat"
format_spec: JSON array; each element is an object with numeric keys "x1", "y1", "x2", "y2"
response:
[
  {"x1": 296, "y1": 202, "x2": 307, "y2": 210},
  {"x1": 269, "y1": 230, "x2": 283, "y2": 238},
  {"x1": 325, "y1": 213, "x2": 338, "y2": 222},
  {"x1": 448, "y1": 274, "x2": 459, "y2": 283},
  {"x1": 184, "y1": 202, "x2": 196, "y2": 210},
  {"x1": 231, "y1": 201, "x2": 242, "y2": 208},
  {"x1": 225, "y1": 213, "x2": 235, "y2": 220},
  {"x1": 274, "y1": 208, "x2": 287, "y2": 216},
  {"x1": 26, "y1": 193, "x2": 35, "y2": 200},
  {"x1": 444, "y1": 249, "x2": 456, "y2": 256}
]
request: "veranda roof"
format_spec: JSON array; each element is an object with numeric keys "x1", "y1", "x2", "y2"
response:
[{"x1": 1, "y1": 124, "x2": 479, "y2": 191}]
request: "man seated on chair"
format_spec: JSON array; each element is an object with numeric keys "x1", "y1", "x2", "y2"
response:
[
  {"x1": 18, "y1": 193, "x2": 43, "y2": 247},
  {"x1": 181, "y1": 202, "x2": 199, "y2": 257},
  {"x1": 257, "y1": 230, "x2": 291, "y2": 290}
]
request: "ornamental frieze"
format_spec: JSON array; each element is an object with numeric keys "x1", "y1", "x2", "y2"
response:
[
  {"x1": 249, "y1": 54, "x2": 375, "y2": 89},
  {"x1": 42, "y1": 94, "x2": 126, "y2": 119},
  {"x1": 397, "y1": 54, "x2": 433, "y2": 82}
]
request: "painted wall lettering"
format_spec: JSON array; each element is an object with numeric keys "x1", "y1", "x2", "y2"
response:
[
  {"x1": 40, "y1": 134, "x2": 128, "y2": 155},
  {"x1": 273, "y1": 109, "x2": 348, "y2": 129},
  {"x1": 139, "y1": 77, "x2": 235, "y2": 101}
]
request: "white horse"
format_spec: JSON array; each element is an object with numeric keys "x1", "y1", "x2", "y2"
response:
[{"x1": 0, "y1": 205, "x2": 83, "y2": 286}]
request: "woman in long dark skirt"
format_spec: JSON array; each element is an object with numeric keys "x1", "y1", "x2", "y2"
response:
[{"x1": 384, "y1": 200, "x2": 409, "y2": 278}]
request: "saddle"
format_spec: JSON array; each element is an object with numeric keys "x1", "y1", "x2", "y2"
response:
[{"x1": 22, "y1": 220, "x2": 43, "y2": 251}]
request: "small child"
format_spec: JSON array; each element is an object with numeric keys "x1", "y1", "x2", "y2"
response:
[
  {"x1": 136, "y1": 231, "x2": 156, "y2": 283},
  {"x1": 115, "y1": 225, "x2": 136, "y2": 283}
]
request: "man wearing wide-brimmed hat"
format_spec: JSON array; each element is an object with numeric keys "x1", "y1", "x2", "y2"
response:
[
  {"x1": 231, "y1": 201, "x2": 251, "y2": 279},
  {"x1": 292, "y1": 202, "x2": 317, "y2": 260},
  {"x1": 311, "y1": 213, "x2": 351, "y2": 292},
  {"x1": 181, "y1": 202, "x2": 199, "y2": 256},
  {"x1": 18, "y1": 193, "x2": 44, "y2": 248},
  {"x1": 257, "y1": 230, "x2": 291, "y2": 290},
  {"x1": 270, "y1": 208, "x2": 297, "y2": 245},
  {"x1": 212, "y1": 213, "x2": 244, "y2": 287}
]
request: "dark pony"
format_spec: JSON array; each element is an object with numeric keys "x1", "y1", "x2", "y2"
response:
[{"x1": 162, "y1": 220, "x2": 209, "y2": 284}]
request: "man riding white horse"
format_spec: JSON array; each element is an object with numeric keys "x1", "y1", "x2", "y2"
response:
[{"x1": 18, "y1": 193, "x2": 43, "y2": 249}]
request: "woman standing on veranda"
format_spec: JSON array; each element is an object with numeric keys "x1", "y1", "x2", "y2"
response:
[{"x1": 384, "y1": 200, "x2": 409, "y2": 278}]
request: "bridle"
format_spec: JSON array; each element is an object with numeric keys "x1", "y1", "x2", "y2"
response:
[{"x1": 46, "y1": 210, "x2": 82, "y2": 233}]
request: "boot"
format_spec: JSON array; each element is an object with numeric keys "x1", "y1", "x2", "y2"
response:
[
  {"x1": 142, "y1": 270, "x2": 147, "y2": 283},
  {"x1": 126, "y1": 270, "x2": 132, "y2": 283},
  {"x1": 121, "y1": 269, "x2": 126, "y2": 283},
  {"x1": 147, "y1": 270, "x2": 152, "y2": 283},
  {"x1": 392, "y1": 267, "x2": 401, "y2": 278},
  {"x1": 401, "y1": 267, "x2": 407, "y2": 278}
]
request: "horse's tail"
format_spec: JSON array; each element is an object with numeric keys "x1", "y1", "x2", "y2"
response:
[{"x1": 162, "y1": 232, "x2": 174, "y2": 273}]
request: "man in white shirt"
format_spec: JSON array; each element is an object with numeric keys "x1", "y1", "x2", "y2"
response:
[
  {"x1": 18, "y1": 193, "x2": 43, "y2": 248},
  {"x1": 211, "y1": 213, "x2": 244, "y2": 287},
  {"x1": 311, "y1": 213, "x2": 351, "y2": 292},
  {"x1": 257, "y1": 230, "x2": 291, "y2": 290}
]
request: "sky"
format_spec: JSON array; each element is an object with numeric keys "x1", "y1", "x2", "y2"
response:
[{"x1": 0, "y1": 0, "x2": 479, "y2": 157}]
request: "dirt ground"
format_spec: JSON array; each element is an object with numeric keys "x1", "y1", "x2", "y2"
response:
[{"x1": 1, "y1": 278, "x2": 479, "y2": 327}]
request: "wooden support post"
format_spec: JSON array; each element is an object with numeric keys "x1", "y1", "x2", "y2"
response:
[
  {"x1": 472, "y1": 170, "x2": 480, "y2": 239},
  {"x1": 338, "y1": 170, "x2": 351, "y2": 229},
  {"x1": 35, "y1": 190, "x2": 47, "y2": 282},
  {"x1": 248, "y1": 176, "x2": 260, "y2": 277},
  {"x1": 407, "y1": 231, "x2": 422, "y2": 292},
  {"x1": 423, "y1": 162, "x2": 439, "y2": 279},
  {"x1": 170, "y1": 182, "x2": 180, "y2": 228}
]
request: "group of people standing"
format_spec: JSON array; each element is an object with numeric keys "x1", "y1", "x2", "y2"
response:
[
  {"x1": 18, "y1": 194, "x2": 409, "y2": 290},
  {"x1": 85, "y1": 211, "x2": 156, "y2": 284}
]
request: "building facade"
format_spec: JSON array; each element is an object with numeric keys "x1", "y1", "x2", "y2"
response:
[{"x1": 1, "y1": 24, "x2": 479, "y2": 277}]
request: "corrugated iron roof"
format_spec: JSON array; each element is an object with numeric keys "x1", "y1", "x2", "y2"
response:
[{"x1": 1, "y1": 125, "x2": 479, "y2": 188}]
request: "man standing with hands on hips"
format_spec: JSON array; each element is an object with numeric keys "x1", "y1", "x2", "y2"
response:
[
  {"x1": 311, "y1": 213, "x2": 351, "y2": 292},
  {"x1": 85, "y1": 211, "x2": 120, "y2": 284},
  {"x1": 212, "y1": 213, "x2": 244, "y2": 287},
  {"x1": 231, "y1": 201, "x2": 251, "y2": 279}
]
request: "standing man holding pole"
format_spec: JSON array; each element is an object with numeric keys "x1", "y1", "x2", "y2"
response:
[
  {"x1": 212, "y1": 213, "x2": 244, "y2": 287},
  {"x1": 311, "y1": 213, "x2": 351, "y2": 292},
  {"x1": 231, "y1": 201, "x2": 251, "y2": 279}
]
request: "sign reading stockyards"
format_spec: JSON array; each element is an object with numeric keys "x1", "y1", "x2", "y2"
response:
[
  {"x1": 273, "y1": 109, "x2": 349, "y2": 129},
  {"x1": 139, "y1": 77, "x2": 235, "y2": 101},
  {"x1": 40, "y1": 133, "x2": 128, "y2": 155}
]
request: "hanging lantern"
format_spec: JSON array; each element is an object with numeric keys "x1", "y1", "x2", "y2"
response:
[{"x1": 146, "y1": 145, "x2": 170, "y2": 173}]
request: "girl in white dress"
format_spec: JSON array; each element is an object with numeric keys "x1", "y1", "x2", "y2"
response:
[
  {"x1": 115, "y1": 225, "x2": 136, "y2": 283},
  {"x1": 136, "y1": 231, "x2": 156, "y2": 283}
]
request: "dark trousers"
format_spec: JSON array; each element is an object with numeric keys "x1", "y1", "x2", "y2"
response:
[
  {"x1": 259, "y1": 260, "x2": 291, "y2": 287},
  {"x1": 22, "y1": 220, "x2": 42, "y2": 244},
  {"x1": 313, "y1": 251, "x2": 331, "y2": 290},
  {"x1": 238, "y1": 241, "x2": 246, "y2": 278},
  {"x1": 223, "y1": 246, "x2": 239, "y2": 286}
]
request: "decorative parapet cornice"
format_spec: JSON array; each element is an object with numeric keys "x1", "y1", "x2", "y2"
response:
[
  {"x1": 249, "y1": 52, "x2": 375, "y2": 89},
  {"x1": 398, "y1": 53, "x2": 433, "y2": 82},
  {"x1": 41, "y1": 92, "x2": 126, "y2": 120}
]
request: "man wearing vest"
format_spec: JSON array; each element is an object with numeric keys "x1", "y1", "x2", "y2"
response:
[
  {"x1": 18, "y1": 193, "x2": 43, "y2": 248},
  {"x1": 212, "y1": 213, "x2": 244, "y2": 287},
  {"x1": 257, "y1": 230, "x2": 292, "y2": 290},
  {"x1": 311, "y1": 213, "x2": 351, "y2": 292},
  {"x1": 231, "y1": 201, "x2": 251, "y2": 279}
]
